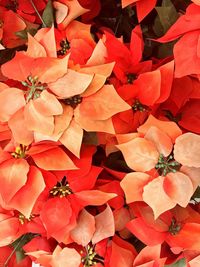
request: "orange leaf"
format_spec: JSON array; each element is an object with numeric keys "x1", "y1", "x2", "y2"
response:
[
  {"x1": 78, "y1": 85, "x2": 130, "y2": 120},
  {"x1": 75, "y1": 190, "x2": 117, "y2": 206},
  {"x1": 164, "y1": 172, "x2": 194, "y2": 207},
  {"x1": 74, "y1": 113, "x2": 115, "y2": 134},
  {"x1": 143, "y1": 176, "x2": 176, "y2": 219},
  {"x1": 109, "y1": 240, "x2": 135, "y2": 267},
  {"x1": 8, "y1": 108, "x2": 34, "y2": 145},
  {"x1": 130, "y1": 25, "x2": 144, "y2": 64},
  {"x1": 53, "y1": 105, "x2": 73, "y2": 136},
  {"x1": 86, "y1": 39, "x2": 107, "y2": 66},
  {"x1": 31, "y1": 146, "x2": 77, "y2": 170},
  {"x1": 121, "y1": 0, "x2": 137, "y2": 8},
  {"x1": 117, "y1": 137, "x2": 159, "y2": 172},
  {"x1": 156, "y1": 61, "x2": 174, "y2": 103},
  {"x1": 1, "y1": 52, "x2": 35, "y2": 81},
  {"x1": 34, "y1": 26, "x2": 57, "y2": 58},
  {"x1": 24, "y1": 101, "x2": 54, "y2": 136},
  {"x1": 136, "y1": 0, "x2": 157, "y2": 22},
  {"x1": 33, "y1": 90, "x2": 63, "y2": 116},
  {"x1": 138, "y1": 115, "x2": 182, "y2": 142},
  {"x1": 60, "y1": 119, "x2": 83, "y2": 158},
  {"x1": 120, "y1": 172, "x2": 151, "y2": 203},
  {"x1": 51, "y1": 246, "x2": 81, "y2": 267},
  {"x1": 81, "y1": 62, "x2": 115, "y2": 78},
  {"x1": 48, "y1": 69, "x2": 93, "y2": 98},
  {"x1": 144, "y1": 126, "x2": 173, "y2": 157},
  {"x1": 127, "y1": 218, "x2": 167, "y2": 246},
  {"x1": 70, "y1": 209, "x2": 95, "y2": 246},
  {"x1": 136, "y1": 70, "x2": 161, "y2": 106},
  {"x1": 180, "y1": 166, "x2": 200, "y2": 191},
  {"x1": 174, "y1": 32, "x2": 200, "y2": 78},
  {"x1": 0, "y1": 87, "x2": 25, "y2": 122},
  {"x1": 8, "y1": 166, "x2": 45, "y2": 218},
  {"x1": 174, "y1": 133, "x2": 200, "y2": 168},
  {"x1": 92, "y1": 205, "x2": 115, "y2": 244},
  {"x1": 40, "y1": 198, "x2": 72, "y2": 238},
  {"x1": 0, "y1": 158, "x2": 29, "y2": 203},
  {"x1": 0, "y1": 217, "x2": 19, "y2": 246},
  {"x1": 32, "y1": 55, "x2": 70, "y2": 83},
  {"x1": 54, "y1": 1, "x2": 69, "y2": 24},
  {"x1": 133, "y1": 244, "x2": 162, "y2": 266},
  {"x1": 57, "y1": 0, "x2": 88, "y2": 28},
  {"x1": 26, "y1": 33, "x2": 47, "y2": 58},
  {"x1": 167, "y1": 223, "x2": 200, "y2": 251}
]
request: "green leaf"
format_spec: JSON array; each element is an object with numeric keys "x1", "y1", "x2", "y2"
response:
[
  {"x1": 11, "y1": 233, "x2": 39, "y2": 250},
  {"x1": 42, "y1": 0, "x2": 54, "y2": 27},
  {"x1": 15, "y1": 28, "x2": 38, "y2": 40},
  {"x1": 16, "y1": 250, "x2": 25, "y2": 263},
  {"x1": 15, "y1": 29, "x2": 28, "y2": 40},
  {"x1": 155, "y1": 0, "x2": 179, "y2": 34},
  {"x1": 165, "y1": 258, "x2": 187, "y2": 267}
]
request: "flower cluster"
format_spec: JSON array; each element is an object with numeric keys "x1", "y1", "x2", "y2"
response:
[{"x1": 0, "y1": 0, "x2": 200, "y2": 266}]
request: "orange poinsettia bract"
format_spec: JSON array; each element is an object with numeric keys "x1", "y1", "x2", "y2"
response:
[
  {"x1": 118, "y1": 115, "x2": 200, "y2": 218},
  {"x1": 0, "y1": 0, "x2": 199, "y2": 265}
]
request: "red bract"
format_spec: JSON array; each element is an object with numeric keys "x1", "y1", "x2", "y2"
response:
[
  {"x1": 0, "y1": 0, "x2": 47, "y2": 23},
  {"x1": 157, "y1": 3, "x2": 200, "y2": 78},
  {"x1": 104, "y1": 27, "x2": 151, "y2": 83},
  {"x1": 113, "y1": 60, "x2": 174, "y2": 133},
  {"x1": 55, "y1": 20, "x2": 96, "y2": 64},
  {"x1": 159, "y1": 76, "x2": 200, "y2": 134},
  {"x1": 0, "y1": 7, "x2": 27, "y2": 48},
  {"x1": 126, "y1": 203, "x2": 200, "y2": 251}
]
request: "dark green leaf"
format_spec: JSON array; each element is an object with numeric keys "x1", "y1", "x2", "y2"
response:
[
  {"x1": 155, "y1": 0, "x2": 179, "y2": 34},
  {"x1": 11, "y1": 233, "x2": 39, "y2": 250},
  {"x1": 42, "y1": 0, "x2": 54, "y2": 27},
  {"x1": 16, "y1": 250, "x2": 25, "y2": 263}
]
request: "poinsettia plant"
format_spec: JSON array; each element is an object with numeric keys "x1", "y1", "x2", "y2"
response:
[{"x1": 0, "y1": 0, "x2": 199, "y2": 266}]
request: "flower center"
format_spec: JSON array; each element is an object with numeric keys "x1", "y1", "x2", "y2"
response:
[
  {"x1": 50, "y1": 176, "x2": 72, "y2": 197},
  {"x1": 57, "y1": 39, "x2": 70, "y2": 56},
  {"x1": 126, "y1": 73, "x2": 137, "y2": 84},
  {"x1": 22, "y1": 76, "x2": 46, "y2": 102},
  {"x1": 62, "y1": 95, "x2": 83, "y2": 108},
  {"x1": 164, "y1": 110, "x2": 182, "y2": 123},
  {"x1": 18, "y1": 213, "x2": 34, "y2": 225},
  {"x1": 155, "y1": 154, "x2": 181, "y2": 176},
  {"x1": 81, "y1": 245, "x2": 104, "y2": 267},
  {"x1": 132, "y1": 99, "x2": 147, "y2": 112},
  {"x1": 11, "y1": 144, "x2": 28, "y2": 159},
  {"x1": 168, "y1": 217, "x2": 181, "y2": 235}
]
